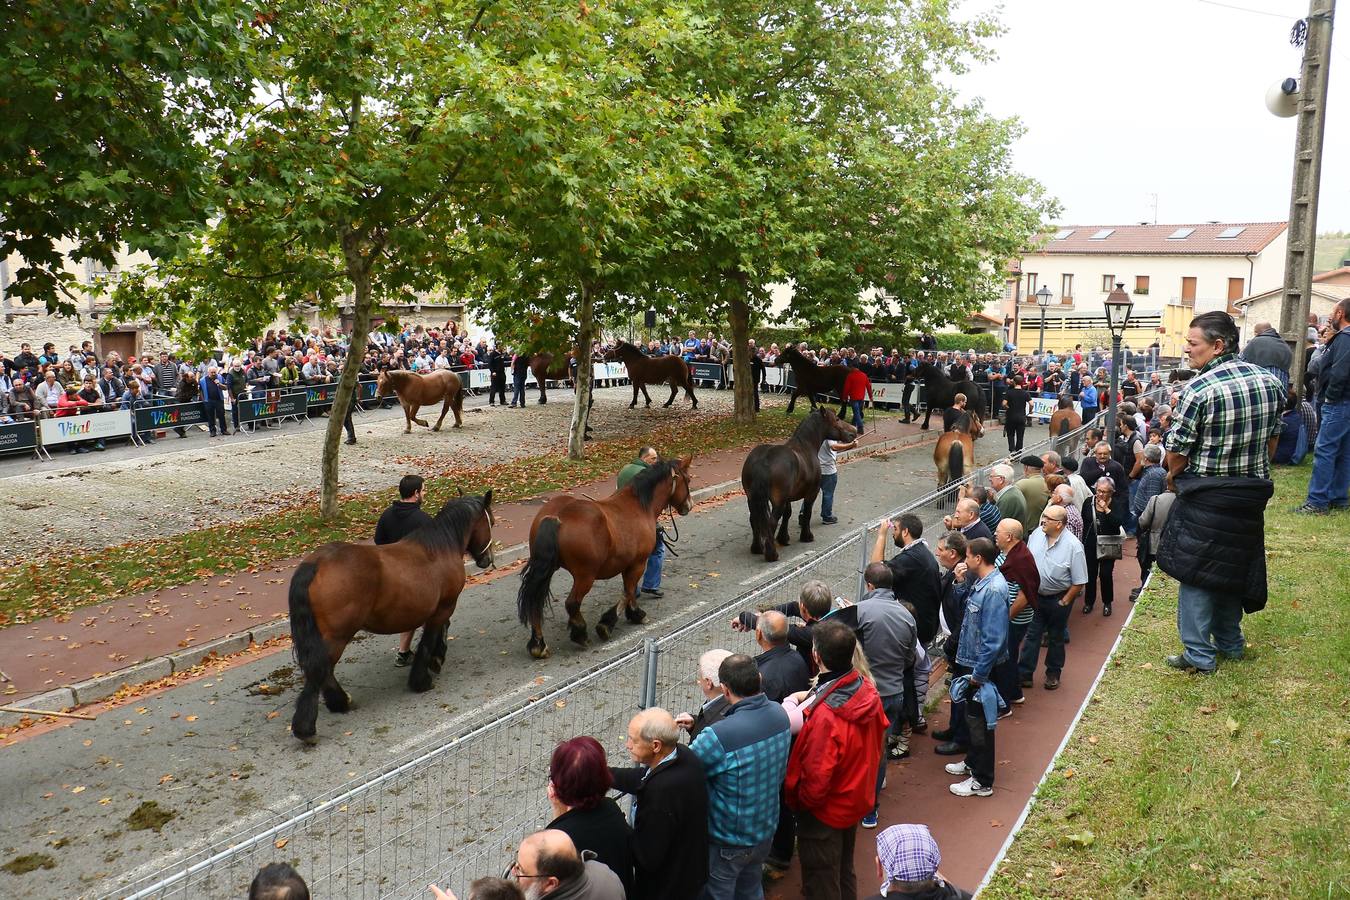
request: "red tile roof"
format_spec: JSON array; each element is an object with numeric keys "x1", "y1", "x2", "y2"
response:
[{"x1": 1032, "y1": 222, "x2": 1287, "y2": 256}]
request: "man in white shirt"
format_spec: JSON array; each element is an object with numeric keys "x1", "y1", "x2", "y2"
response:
[
  {"x1": 1017, "y1": 506, "x2": 1088, "y2": 691},
  {"x1": 817, "y1": 434, "x2": 857, "y2": 525}
]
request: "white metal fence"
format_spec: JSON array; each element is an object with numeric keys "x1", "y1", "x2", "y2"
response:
[{"x1": 110, "y1": 419, "x2": 1098, "y2": 900}]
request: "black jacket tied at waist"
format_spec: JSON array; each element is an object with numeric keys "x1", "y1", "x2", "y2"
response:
[{"x1": 1157, "y1": 475, "x2": 1274, "y2": 613}]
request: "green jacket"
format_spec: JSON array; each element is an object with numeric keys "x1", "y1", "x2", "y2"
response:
[
  {"x1": 996, "y1": 484, "x2": 1027, "y2": 531},
  {"x1": 617, "y1": 460, "x2": 649, "y2": 490}
]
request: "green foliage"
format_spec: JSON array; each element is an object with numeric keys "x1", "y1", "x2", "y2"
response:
[
  {"x1": 749, "y1": 326, "x2": 1001, "y2": 354},
  {"x1": 2, "y1": 0, "x2": 258, "y2": 314}
]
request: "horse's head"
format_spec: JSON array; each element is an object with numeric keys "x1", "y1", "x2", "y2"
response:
[
  {"x1": 668, "y1": 454, "x2": 695, "y2": 516},
  {"x1": 820, "y1": 408, "x2": 858, "y2": 442},
  {"x1": 466, "y1": 489, "x2": 495, "y2": 569},
  {"x1": 777, "y1": 345, "x2": 802, "y2": 367},
  {"x1": 969, "y1": 412, "x2": 984, "y2": 439},
  {"x1": 603, "y1": 341, "x2": 629, "y2": 362},
  {"x1": 375, "y1": 369, "x2": 393, "y2": 397}
]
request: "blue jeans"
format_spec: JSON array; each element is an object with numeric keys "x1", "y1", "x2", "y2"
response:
[
  {"x1": 511, "y1": 377, "x2": 526, "y2": 406},
  {"x1": 819, "y1": 472, "x2": 838, "y2": 519},
  {"x1": 873, "y1": 691, "x2": 906, "y2": 811},
  {"x1": 641, "y1": 532, "x2": 665, "y2": 591},
  {"x1": 1307, "y1": 400, "x2": 1350, "y2": 509},
  {"x1": 1018, "y1": 593, "x2": 1072, "y2": 678},
  {"x1": 1176, "y1": 581, "x2": 1244, "y2": 671},
  {"x1": 703, "y1": 836, "x2": 772, "y2": 900},
  {"x1": 849, "y1": 399, "x2": 864, "y2": 431}
]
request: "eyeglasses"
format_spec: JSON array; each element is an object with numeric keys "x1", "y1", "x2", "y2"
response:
[{"x1": 510, "y1": 863, "x2": 544, "y2": 881}]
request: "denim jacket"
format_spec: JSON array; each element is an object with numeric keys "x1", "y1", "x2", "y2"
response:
[{"x1": 954, "y1": 568, "x2": 1010, "y2": 680}]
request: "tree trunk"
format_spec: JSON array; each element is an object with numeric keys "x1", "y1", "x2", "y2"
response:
[
  {"x1": 320, "y1": 264, "x2": 374, "y2": 520},
  {"x1": 568, "y1": 282, "x2": 595, "y2": 460},
  {"x1": 728, "y1": 290, "x2": 755, "y2": 425}
]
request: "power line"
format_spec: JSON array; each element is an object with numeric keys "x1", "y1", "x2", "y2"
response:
[{"x1": 1193, "y1": 0, "x2": 1300, "y2": 19}]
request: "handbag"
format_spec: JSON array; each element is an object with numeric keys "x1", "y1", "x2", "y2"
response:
[{"x1": 1096, "y1": 533, "x2": 1124, "y2": 561}]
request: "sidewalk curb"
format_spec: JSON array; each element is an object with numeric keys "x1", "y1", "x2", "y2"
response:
[{"x1": 20, "y1": 426, "x2": 935, "y2": 715}]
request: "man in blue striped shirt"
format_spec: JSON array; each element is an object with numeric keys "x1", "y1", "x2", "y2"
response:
[{"x1": 689, "y1": 654, "x2": 792, "y2": 900}]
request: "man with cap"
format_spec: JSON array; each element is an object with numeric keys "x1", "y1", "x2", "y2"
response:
[
  {"x1": 1014, "y1": 455, "x2": 1049, "y2": 535},
  {"x1": 866, "y1": 824, "x2": 972, "y2": 900}
]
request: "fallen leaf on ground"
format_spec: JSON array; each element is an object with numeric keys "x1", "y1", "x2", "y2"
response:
[
  {"x1": 274, "y1": 838, "x2": 288, "y2": 850},
  {"x1": 1064, "y1": 830, "x2": 1094, "y2": 848},
  {"x1": 185, "y1": 715, "x2": 198, "y2": 722},
  {"x1": 71, "y1": 786, "x2": 86, "y2": 794},
  {"x1": 267, "y1": 710, "x2": 280, "y2": 720},
  {"x1": 1226, "y1": 717, "x2": 1240, "y2": 736}
]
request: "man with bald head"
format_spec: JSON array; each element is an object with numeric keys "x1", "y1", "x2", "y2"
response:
[
  {"x1": 943, "y1": 497, "x2": 993, "y2": 542},
  {"x1": 1240, "y1": 320, "x2": 1293, "y2": 389},
  {"x1": 511, "y1": 829, "x2": 625, "y2": 900},
  {"x1": 609, "y1": 708, "x2": 709, "y2": 900},
  {"x1": 754, "y1": 611, "x2": 809, "y2": 704}
]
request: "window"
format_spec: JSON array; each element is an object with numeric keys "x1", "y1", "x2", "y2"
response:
[
  {"x1": 1227, "y1": 277, "x2": 1245, "y2": 301},
  {"x1": 1181, "y1": 276, "x2": 1197, "y2": 305},
  {"x1": 1217, "y1": 226, "x2": 1246, "y2": 239},
  {"x1": 1101, "y1": 274, "x2": 1115, "y2": 292},
  {"x1": 1025, "y1": 273, "x2": 1037, "y2": 297},
  {"x1": 1167, "y1": 227, "x2": 1195, "y2": 240},
  {"x1": 1061, "y1": 273, "x2": 1074, "y2": 301},
  {"x1": 1053, "y1": 228, "x2": 1075, "y2": 240},
  {"x1": 1135, "y1": 275, "x2": 1150, "y2": 295},
  {"x1": 1003, "y1": 279, "x2": 1016, "y2": 300},
  {"x1": 1089, "y1": 228, "x2": 1114, "y2": 240}
]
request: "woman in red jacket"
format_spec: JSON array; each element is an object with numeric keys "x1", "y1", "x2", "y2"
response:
[{"x1": 54, "y1": 385, "x2": 93, "y2": 454}]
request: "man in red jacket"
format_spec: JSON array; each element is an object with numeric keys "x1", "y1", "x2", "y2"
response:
[
  {"x1": 784, "y1": 620, "x2": 888, "y2": 900},
  {"x1": 840, "y1": 367, "x2": 873, "y2": 435}
]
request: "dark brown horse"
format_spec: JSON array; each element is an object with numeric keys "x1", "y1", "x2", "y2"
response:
[
  {"x1": 529, "y1": 351, "x2": 573, "y2": 404},
  {"x1": 1049, "y1": 398, "x2": 1083, "y2": 458},
  {"x1": 517, "y1": 456, "x2": 694, "y2": 658},
  {"x1": 912, "y1": 361, "x2": 986, "y2": 431},
  {"x1": 288, "y1": 491, "x2": 495, "y2": 743},
  {"x1": 934, "y1": 410, "x2": 983, "y2": 485},
  {"x1": 376, "y1": 369, "x2": 465, "y2": 432},
  {"x1": 607, "y1": 340, "x2": 698, "y2": 409},
  {"x1": 777, "y1": 346, "x2": 849, "y2": 414},
  {"x1": 741, "y1": 408, "x2": 856, "y2": 562}
]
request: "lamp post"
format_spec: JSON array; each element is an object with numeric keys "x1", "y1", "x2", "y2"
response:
[
  {"x1": 1104, "y1": 282, "x2": 1135, "y2": 438},
  {"x1": 1035, "y1": 285, "x2": 1053, "y2": 355}
]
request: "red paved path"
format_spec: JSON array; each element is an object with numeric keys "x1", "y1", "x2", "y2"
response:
[
  {"x1": 768, "y1": 544, "x2": 1141, "y2": 896},
  {"x1": 2, "y1": 412, "x2": 934, "y2": 703}
]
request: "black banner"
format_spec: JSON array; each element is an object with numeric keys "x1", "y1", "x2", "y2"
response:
[
  {"x1": 238, "y1": 392, "x2": 307, "y2": 423},
  {"x1": 134, "y1": 402, "x2": 208, "y2": 433},
  {"x1": 0, "y1": 420, "x2": 38, "y2": 454},
  {"x1": 689, "y1": 361, "x2": 723, "y2": 382},
  {"x1": 304, "y1": 382, "x2": 339, "y2": 407}
]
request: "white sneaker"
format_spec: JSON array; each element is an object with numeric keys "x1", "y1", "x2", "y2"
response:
[
  {"x1": 949, "y1": 776, "x2": 993, "y2": 798},
  {"x1": 944, "y1": 761, "x2": 970, "y2": 777}
]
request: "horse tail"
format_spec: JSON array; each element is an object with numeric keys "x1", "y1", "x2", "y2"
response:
[
  {"x1": 1057, "y1": 415, "x2": 1071, "y2": 437},
  {"x1": 518, "y1": 517, "x2": 562, "y2": 626},
  {"x1": 451, "y1": 373, "x2": 465, "y2": 414},
  {"x1": 289, "y1": 562, "x2": 328, "y2": 681},
  {"x1": 743, "y1": 458, "x2": 774, "y2": 543},
  {"x1": 947, "y1": 439, "x2": 965, "y2": 484}
]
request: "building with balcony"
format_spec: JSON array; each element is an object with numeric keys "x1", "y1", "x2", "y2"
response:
[{"x1": 993, "y1": 221, "x2": 1288, "y2": 356}]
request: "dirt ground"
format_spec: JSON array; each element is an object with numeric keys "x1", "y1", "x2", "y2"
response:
[{"x1": 0, "y1": 385, "x2": 734, "y2": 559}]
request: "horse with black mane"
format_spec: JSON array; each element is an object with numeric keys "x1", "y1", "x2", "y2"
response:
[
  {"x1": 517, "y1": 455, "x2": 694, "y2": 658},
  {"x1": 376, "y1": 369, "x2": 465, "y2": 433},
  {"x1": 776, "y1": 345, "x2": 849, "y2": 414},
  {"x1": 934, "y1": 410, "x2": 983, "y2": 486},
  {"x1": 741, "y1": 408, "x2": 856, "y2": 562},
  {"x1": 606, "y1": 340, "x2": 698, "y2": 409},
  {"x1": 288, "y1": 491, "x2": 495, "y2": 743},
  {"x1": 912, "y1": 360, "x2": 986, "y2": 431},
  {"x1": 529, "y1": 351, "x2": 574, "y2": 404}
]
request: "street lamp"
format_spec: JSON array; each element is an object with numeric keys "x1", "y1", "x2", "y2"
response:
[
  {"x1": 1104, "y1": 282, "x2": 1134, "y2": 437},
  {"x1": 1035, "y1": 285, "x2": 1053, "y2": 355}
]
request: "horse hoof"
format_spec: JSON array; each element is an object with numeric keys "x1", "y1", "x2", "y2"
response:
[
  {"x1": 625, "y1": 606, "x2": 647, "y2": 625},
  {"x1": 531, "y1": 644, "x2": 550, "y2": 660},
  {"x1": 298, "y1": 733, "x2": 319, "y2": 747},
  {"x1": 750, "y1": 543, "x2": 763, "y2": 555},
  {"x1": 595, "y1": 623, "x2": 611, "y2": 641},
  {"x1": 764, "y1": 551, "x2": 779, "y2": 563},
  {"x1": 921, "y1": 424, "x2": 930, "y2": 431},
  {"x1": 429, "y1": 657, "x2": 443, "y2": 674},
  {"x1": 433, "y1": 425, "x2": 442, "y2": 432},
  {"x1": 800, "y1": 532, "x2": 814, "y2": 543},
  {"x1": 569, "y1": 625, "x2": 590, "y2": 646}
]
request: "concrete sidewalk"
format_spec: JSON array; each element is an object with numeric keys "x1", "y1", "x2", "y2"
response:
[{"x1": 4, "y1": 407, "x2": 943, "y2": 711}]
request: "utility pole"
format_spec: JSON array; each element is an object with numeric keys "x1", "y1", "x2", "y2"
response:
[{"x1": 1278, "y1": 0, "x2": 1336, "y2": 393}]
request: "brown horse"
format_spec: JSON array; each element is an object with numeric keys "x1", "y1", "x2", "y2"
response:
[
  {"x1": 741, "y1": 408, "x2": 856, "y2": 562},
  {"x1": 1049, "y1": 399, "x2": 1083, "y2": 458},
  {"x1": 376, "y1": 369, "x2": 465, "y2": 432},
  {"x1": 934, "y1": 410, "x2": 984, "y2": 486},
  {"x1": 288, "y1": 491, "x2": 495, "y2": 743},
  {"x1": 529, "y1": 351, "x2": 573, "y2": 404},
  {"x1": 607, "y1": 340, "x2": 698, "y2": 409},
  {"x1": 517, "y1": 456, "x2": 694, "y2": 658},
  {"x1": 776, "y1": 346, "x2": 849, "y2": 414}
]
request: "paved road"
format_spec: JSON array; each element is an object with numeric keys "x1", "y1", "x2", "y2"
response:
[{"x1": 0, "y1": 440, "x2": 953, "y2": 899}]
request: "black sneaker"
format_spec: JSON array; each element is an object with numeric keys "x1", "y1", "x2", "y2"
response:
[
  {"x1": 1293, "y1": 502, "x2": 1329, "y2": 516},
  {"x1": 641, "y1": 588, "x2": 664, "y2": 599},
  {"x1": 821, "y1": 516, "x2": 838, "y2": 524},
  {"x1": 394, "y1": 650, "x2": 413, "y2": 667}
]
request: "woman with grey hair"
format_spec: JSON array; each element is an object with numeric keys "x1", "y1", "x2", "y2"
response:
[{"x1": 1084, "y1": 477, "x2": 1125, "y2": 617}]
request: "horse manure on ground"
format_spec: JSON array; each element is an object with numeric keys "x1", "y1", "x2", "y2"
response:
[
  {"x1": 126, "y1": 800, "x2": 177, "y2": 833},
  {"x1": 2, "y1": 853, "x2": 56, "y2": 875}
]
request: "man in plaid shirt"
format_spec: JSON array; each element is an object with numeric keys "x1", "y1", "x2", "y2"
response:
[
  {"x1": 1161, "y1": 312, "x2": 1284, "y2": 673},
  {"x1": 689, "y1": 653, "x2": 791, "y2": 900}
]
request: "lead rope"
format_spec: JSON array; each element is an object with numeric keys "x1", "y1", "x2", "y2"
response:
[{"x1": 659, "y1": 506, "x2": 681, "y2": 557}]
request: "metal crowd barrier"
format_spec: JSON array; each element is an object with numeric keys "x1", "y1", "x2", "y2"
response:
[{"x1": 108, "y1": 418, "x2": 1096, "y2": 900}]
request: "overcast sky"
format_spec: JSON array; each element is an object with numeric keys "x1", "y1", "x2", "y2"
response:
[{"x1": 956, "y1": 0, "x2": 1348, "y2": 230}]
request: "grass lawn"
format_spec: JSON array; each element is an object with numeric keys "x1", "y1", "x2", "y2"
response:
[
  {"x1": 983, "y1": 465, "x2": 1350, "y2": 899},
  {"x1": 0, "y1": 410, "x2": 799, "y2": 627}
]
